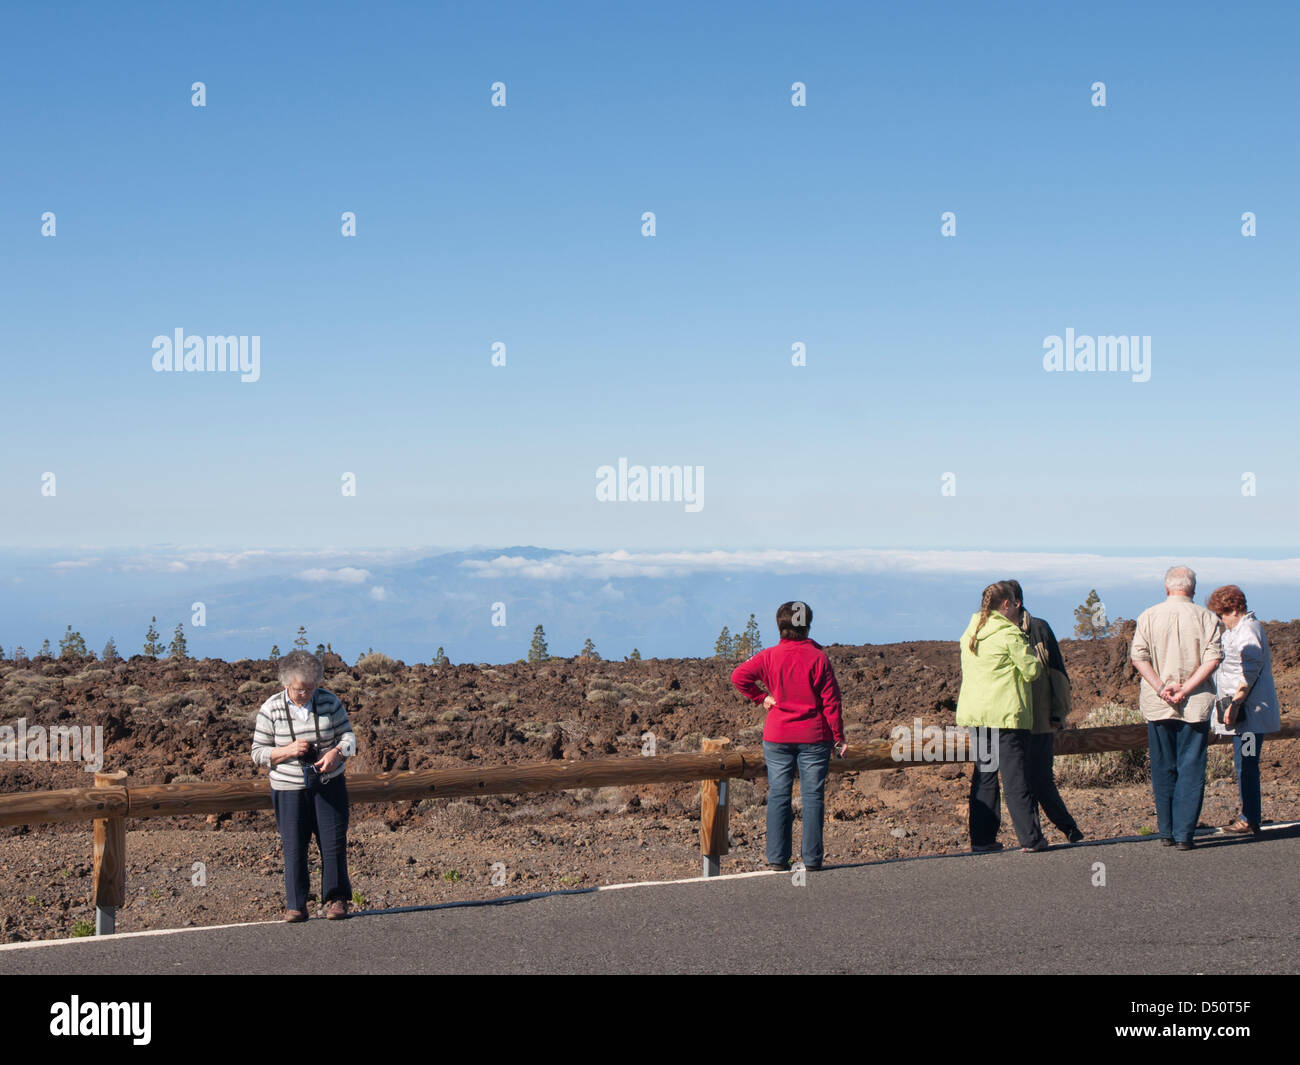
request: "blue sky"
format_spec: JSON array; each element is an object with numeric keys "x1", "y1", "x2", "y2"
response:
[{"x1": 2, "y1": 2, "x2": 1298, "y2": 655}]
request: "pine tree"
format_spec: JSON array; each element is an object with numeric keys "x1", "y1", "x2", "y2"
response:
[
  {"x1": 38, "y1": 639, "x2": 52, "y2": 658},
  {"x1": 269, "y1": 644, "x2": 280, "y2": 661},
  {"x1": 13, "y1": 646, "x2": 27, "y2": 665},
  {"x1": 1073, "y1": 590, "x2": 1112, "y2": 639},
  {"x1": 528, "y1": 625, "x2": 548, "y2": 663},
  {"x1": 0, "y1": 644, "x2": 4, "y2": 660},
  {"x1": 168, "y1": 623, "x2": 189, "y2": 660},
  {"x1": 101, "y1": 637, "x2": 119, "y2": 662},
  {"x1": 714, "y1": 626, "x2": 734, "y2": 659},
  {"x1": 59, "y1": 625, "x2": 88, "y2": 659},
  {"x1": 433, "y1": 646, "x2": 450, "y2": 666},
  {"x1": 628, "y1": 648, "x2": 642, "y2": 661},
  {"x1": 294, "y1": 626, "x2": 309, "y2": 651},
  {"x1": 580, "y1": 637, "x2": 600, "y2": 660},
  {"x1": 314, "y1": 643, "x2": 326, "y2": 657},
  {"x1": 733, "y1": 614, "x2": 762, "y2": 659},
  {"x1": 143, "y1": 617, "x2": 164, "y2": 658}
]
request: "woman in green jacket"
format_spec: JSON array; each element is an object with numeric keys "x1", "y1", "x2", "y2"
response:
[{"x1": 957, "y1": 580, "x2": 1048, "y2": 852}]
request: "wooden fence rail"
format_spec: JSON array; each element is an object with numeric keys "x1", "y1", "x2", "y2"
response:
[{"x1": 0, "y1": 720, "x2": 1294, "y2": 933}]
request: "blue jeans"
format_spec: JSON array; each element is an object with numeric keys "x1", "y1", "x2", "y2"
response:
[
  {"x1": 1233, "y1": 733, "x2": 1265, "y2": 824},
  {"x1": 763, "y1": 740, "x2": 832, "y2": 867},
  {"x1": 1147, "y1": 720, "x2": 1209, "y2": 844}
]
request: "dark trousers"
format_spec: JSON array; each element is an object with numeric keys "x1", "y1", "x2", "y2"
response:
[
  {"x1": 969, "y1": 727, "x2": 1044, "y2": 848},
  {"x1": 1027, "y1": 731, "x2": 1079, "y2": 835},
  {"x1": 272, "y1": 774, "x2": 351, "y2": 911},
  {"x1": 1147, "y1": 719, "x2": 1209, "y2": 844}
]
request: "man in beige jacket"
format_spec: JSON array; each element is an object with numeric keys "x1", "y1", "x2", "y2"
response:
[{"x1": 1130, "y1": 566, "x2": 1223, "y2": 850}]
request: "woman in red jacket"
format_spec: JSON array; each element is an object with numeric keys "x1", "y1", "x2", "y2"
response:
[{"x1": 731, "y1": 601, "x2": 847, "y2": 871}]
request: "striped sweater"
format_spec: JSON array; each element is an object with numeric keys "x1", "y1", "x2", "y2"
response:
[{"x1": 251, "y1": 688, "x2": 357, "y2": 791}]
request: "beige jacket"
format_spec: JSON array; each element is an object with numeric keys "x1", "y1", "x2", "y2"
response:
[{"x1": 1130, "y1": 596, "x2": 1223, "y2": 722}]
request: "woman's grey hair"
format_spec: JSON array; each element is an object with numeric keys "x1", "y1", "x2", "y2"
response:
[
  {"x1": 1164, "y1": 565, "x2": 1196, "y2": 593},
  {"x1": 278, "y1": 650, "x2": 324, "y2": 687}
]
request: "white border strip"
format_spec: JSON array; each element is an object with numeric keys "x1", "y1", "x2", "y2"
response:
[{"x1": 0, "y1": 867, "x2": 785, "y2": 952}]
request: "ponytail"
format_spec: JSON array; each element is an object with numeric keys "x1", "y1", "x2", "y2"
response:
[{"x1": 969, "y1": 580, "x2": 1018, "y2": 653}]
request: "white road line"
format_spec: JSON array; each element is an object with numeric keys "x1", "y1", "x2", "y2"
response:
[{"x1": 0, "y1": 867, "x2": 785, "y2": 952}]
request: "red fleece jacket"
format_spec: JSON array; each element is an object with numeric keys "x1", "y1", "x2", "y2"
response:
[{"x1": 730, "y1": 638, "x2": 845, "y2": 744}]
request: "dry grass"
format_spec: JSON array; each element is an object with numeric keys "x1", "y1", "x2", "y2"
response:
[
  {"x1": 1056, "y1": 703, "x2": 1148, "y2": 786},
  {"x1": 355, "y1": 652, "x2": 396, "y2": 675}
]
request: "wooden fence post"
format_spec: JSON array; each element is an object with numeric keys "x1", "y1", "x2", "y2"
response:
[
  {"x1": 700, "y1": 737, "x2": 731, "y2": 877},
  {"x1": 92, "y1": 770, "x2": 128, "y2": 935}
]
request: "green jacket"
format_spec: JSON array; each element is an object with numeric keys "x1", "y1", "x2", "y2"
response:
[{"x1": 955, "y1": 611, "x2": 1042, "y2": 730}]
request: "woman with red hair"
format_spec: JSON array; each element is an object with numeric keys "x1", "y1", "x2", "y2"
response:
[{"x1": 1206, "y1": 585, "x2": 1281, "y2": 835}]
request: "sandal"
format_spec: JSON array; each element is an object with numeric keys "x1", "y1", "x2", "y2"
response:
[{"x1": 1222, "y1": 818, "x2": 1260, "y2": 835}]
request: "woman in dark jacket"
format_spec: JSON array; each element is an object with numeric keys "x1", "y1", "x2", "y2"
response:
[{"x1": 1009, "y1": 581, "x2": 1084, "y2": 844}]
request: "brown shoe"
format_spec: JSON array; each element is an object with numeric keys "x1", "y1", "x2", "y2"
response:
[
  {"x1": 284, "y1": 909, "x2": 306, "y2": 923},
  {"x1": 1223, "y1": 818, "x2": 1261, "y2": 835},
  {"x1": 325, "y1": 899, "x2": 349, "y2": 920}
]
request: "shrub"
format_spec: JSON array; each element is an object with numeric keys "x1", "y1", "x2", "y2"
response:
[
  {"x1": 355, "y1": 652, "x2": 395, "y2": 674},
  {"x1": 585, "y1": 689, "x2": 620, "y2": 705},
  {"x1": 71, "y1": 919, "x2": 95, "y2": 937},
  {"x1": 1206, "y1": 744, "x2": 1235, "y2": 782},
  {"x1": 1055, "y1": 702, "x2": 1148, "y2": 787}
]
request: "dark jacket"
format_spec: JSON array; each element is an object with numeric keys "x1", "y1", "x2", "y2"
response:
[{"x1": 1020, "y1": 611, "x2": 1071, "y2": 733}]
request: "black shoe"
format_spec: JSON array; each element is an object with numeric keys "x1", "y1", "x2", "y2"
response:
[
  {"x1": 1175, "y1": 840, "x2": 1196, "y2": 851},
  {"x1": 1066, "y1": 827, "x2": 1084, "y2": 844},
  {"x1": 1160, "y1": 837, "x2": 1176, "y2": 847},
  {"x1": 803, "y1": 863, "x2": 823, "y2": 872},
  {"x1": 971, "y1": 842, "x2": 1004, "y2": 853},
  {"x1": 766, "y1": 862, "x2": 790, "y2": 871}
]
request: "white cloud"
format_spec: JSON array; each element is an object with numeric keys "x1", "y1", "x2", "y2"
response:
[
  {"x1": 300, "y1": 567, "x2": 372, "y2": 584},
  {"x1": 51, "y1": 559, "x2": 100, "y2": 570},
  {"x1": 369, "y1": 586, "x2": 388, "y2": 601},
  {"x1": 460, "y1": 548, "x2": 1300, "y2": 589}
]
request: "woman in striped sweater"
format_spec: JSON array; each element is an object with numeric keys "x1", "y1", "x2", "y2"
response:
[{"x1": 252, "y1": 650, "x2": 358, "y2": 922}]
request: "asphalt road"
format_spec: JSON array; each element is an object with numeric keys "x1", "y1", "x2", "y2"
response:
[{"x1": 3, "y1": 826, "x2": 1297, "y2": 975}]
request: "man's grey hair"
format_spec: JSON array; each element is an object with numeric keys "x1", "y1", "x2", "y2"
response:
[
  {"x1": 278, "y1": 650, "x2": 324, "y2": 687},
  {"x1": 1164, "y1": 565, "x2": 1196, "y2": 594}
]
